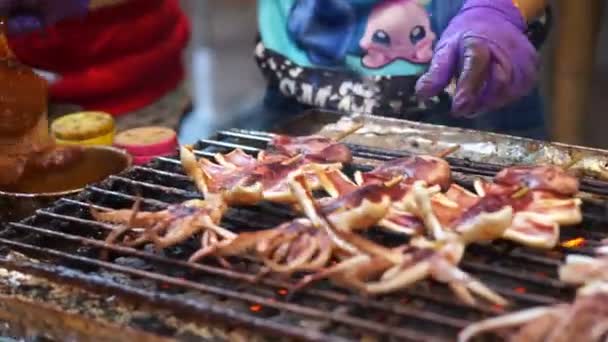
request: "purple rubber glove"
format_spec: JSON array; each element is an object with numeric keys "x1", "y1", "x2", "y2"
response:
[
  {"x1": 0, "y1": 0, "x2": 89, "y2": 35},
  {"x1": 415, "y1": 0, "x2": 539, "y2": 117}
]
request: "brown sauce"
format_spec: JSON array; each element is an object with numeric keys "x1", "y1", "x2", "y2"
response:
[
  {"x1": 0, "y1": 17, "x2": 47, "y2": 137},
  {"x1": 2, "y1": 148, "x2": 129, "y2": 194}
]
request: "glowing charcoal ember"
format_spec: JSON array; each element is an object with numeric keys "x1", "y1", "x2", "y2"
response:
[
  {"x1": 491, "y1": 304, "x2": 506, "y2": 313},
  {"x1": 249, "y1": 304, "x2": 263, "y2": 312},
  {"x1": 561, "y1": 237, "x2": 586, "y2": 249},
  {"x1": 513, "y1": 287, "x2": 527, "y2": 294}
]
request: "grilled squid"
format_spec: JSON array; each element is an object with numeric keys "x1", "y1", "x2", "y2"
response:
[
  {"x1": 473, "y1": 178, "x2": 582, "y2": 249},
  {"x1": 190, "y1": 174, "x2": 394, "y2": 273},
  {"x1": 92, "y1": 196, "x2": 232, "y2": 252},
  {"x1": 294, "y1": 236, "x2": 507, "y2": 306},
  {"x1": 263, "y1": 134, "x2": 353, "y2": 164},
  {"x1": 459, "y1": 290, "x2": 608, "y2": 342},
  {"x1": 180, "y1": 145, "x2": 342, "y2": 205},
  {"x1": 291, "y1": 174, "x2": 507, "y2": 306},
  {"x1": 559, "y1": 254, "x2": 608, "y2": 294}
]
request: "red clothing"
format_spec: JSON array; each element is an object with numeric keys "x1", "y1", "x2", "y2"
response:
[{"x1": 8, "y1": 0, "x2": 191, "y2": 116}]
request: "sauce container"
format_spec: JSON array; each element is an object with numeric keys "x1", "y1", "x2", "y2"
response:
[{"x1": 0, "y1": 146, "x2": 131, "y2": 222}]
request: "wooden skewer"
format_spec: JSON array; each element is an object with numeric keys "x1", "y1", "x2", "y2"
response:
[
  {"x1": 334, "y1": 122, "x2": 365, "y2": 142},
  {"x1": 511, "y1": 157, "x2": 582, "y2": 199},
  {"x1": 512, "y1": 187, "x2": 530, "y2": 199},
  {"x1": 89, "y1": 0, "x2": 126, "y2": 10},
  {"x1": 435, "y1": 145, "x2": 461, "y2": 158},
  {"x1": 0, "y1": 17, "x2": 15, "y2": 59},
  {"x1": 563, "y1": 154, "x2": 583, "y2": 171},
  {"x1": 384, "y1": 176, "x2": 404, "y2": 188},
  {"x1": 280, "y1": 153, "x2": 304, "y2": 166}
]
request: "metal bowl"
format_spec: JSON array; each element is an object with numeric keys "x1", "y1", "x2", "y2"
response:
[{"x1": 0, "y1": 146, "x2": 132, "y2": 223}]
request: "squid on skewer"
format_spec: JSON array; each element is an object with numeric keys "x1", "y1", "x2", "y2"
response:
[
  {"x1": 180, "y1": 145, "x2": 343, "y2": 206},
  {"x1": 459, "y1": 289, "x2": 608, "y2": 342},
  {"x1": 189, "y1": 174, "x2": 396, "y2": 274},
  {"x1": 261, "y1": 133, "x2": 354, "y2": 164},
  {"x1": 92, "y1": 196, "x2": 233, "y2": 253},
  {"x1": 474, "y1": 176, "x2": 582, "y2": 249},
  {"x1": 291, "y1": 174, "x2": 508, "y2": 306}
]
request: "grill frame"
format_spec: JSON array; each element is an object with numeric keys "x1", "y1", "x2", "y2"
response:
[{"x1": 0, "y1": 128, "x2": 605, "y2": 341}]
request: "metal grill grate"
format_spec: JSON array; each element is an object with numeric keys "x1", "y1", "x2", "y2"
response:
[{"x1": 1, "y1": 128, "x2": 606, "y2": 341}]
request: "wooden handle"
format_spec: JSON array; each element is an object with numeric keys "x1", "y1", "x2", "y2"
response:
[
  {"x1": 551, "y1": 0, "x2": 603, "y2": 144},
  {"x1": 89, "y1": 0, "x2": 128, "y2": 10}
]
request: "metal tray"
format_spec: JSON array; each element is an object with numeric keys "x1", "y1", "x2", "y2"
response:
[{"x1": 276, "y1": 110, "x2": 608, "y2": 181}]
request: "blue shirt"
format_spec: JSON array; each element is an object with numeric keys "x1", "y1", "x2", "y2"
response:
[
  {"x1": 255, "y1": 0, "x2": 549, "y2": 140},
  {"x1": 258, "y1": 0, "x2": 464, "y2": 76}
]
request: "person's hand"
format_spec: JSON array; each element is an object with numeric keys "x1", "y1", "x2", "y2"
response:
[
  {"x1": 0, "y1": 0, "x2": 89, "y2": 35},
  {"x1": 415, "y1": 0, "x2": 539, "y2": 117}
]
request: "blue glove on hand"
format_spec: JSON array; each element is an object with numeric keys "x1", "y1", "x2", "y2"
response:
[{"x1": 0, "y1": 0, "x2": 89, "y2": 35}]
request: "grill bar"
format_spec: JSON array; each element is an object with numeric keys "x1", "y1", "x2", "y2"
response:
[
  {"x1": 80, "y1": 180, "x2": 574, "y2": 299},
  {"x1": 0, "y1": 249, "x2": 338, "y2": 342},
  {"x1": 8, "y1": 220, "x2": 471, "y2": 328},
  {"x1": 0, "y1": 128, "x2": 603, "y2": 341},
  {"x1": 0, "y1": 228, "x2": 449, "y2": 342},
  {"x1": 108, "y1": 175, "x2": 198, "y2": 198},
  {"x1": 35, "y1": 200, "x2": 500, "y2": 315}
]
